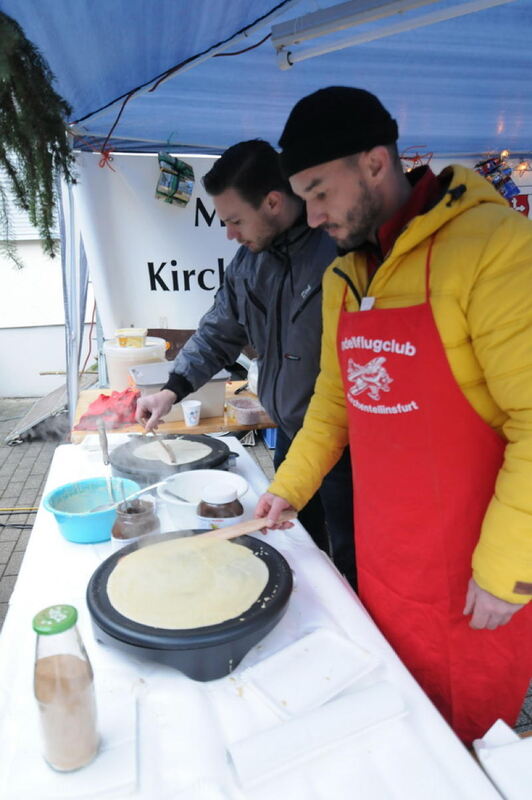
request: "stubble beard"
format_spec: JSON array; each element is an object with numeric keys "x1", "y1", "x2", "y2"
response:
[
  {"x1": 247, "y1": 217, "x2": 283, "y2": 254},
  {"x1": 330, "y1": 180, "x2": 381, "y2": 252}
]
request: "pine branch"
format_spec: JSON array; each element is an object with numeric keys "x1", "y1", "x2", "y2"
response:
[
  {"x1": 0, "y1": 11, "x2": 75, "y2": 266},
  {"x1": 0, "y1": 182, "x2": 25, "y2": 269}
]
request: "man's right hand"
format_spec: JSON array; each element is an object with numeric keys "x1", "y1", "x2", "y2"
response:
[
  {"x1": 135, "y1": 389, "x2": 177, "y2": 432},
  {"x1": 255, "y1": 491, "x2": 296, "y2": 529}
]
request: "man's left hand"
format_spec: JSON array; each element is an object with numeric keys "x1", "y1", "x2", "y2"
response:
[{"x1": 463, "y1": 578, "x2": 525, "y2": 630}]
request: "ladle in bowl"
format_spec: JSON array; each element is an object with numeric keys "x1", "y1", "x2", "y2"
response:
[
  {"x1": 90, "y1": 475, "x2": 188, "y2": 512},
  {"x1": 97, "y1": 420, "x2": 115, "y2": 507}
]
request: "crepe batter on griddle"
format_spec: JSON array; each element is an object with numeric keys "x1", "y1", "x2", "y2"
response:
[
  {"x1": 107, "y1": 537, "x2": 269, "y2": 629},
  {"x1": 135, "y1": 438, "x2": 211, "y2": 466}
]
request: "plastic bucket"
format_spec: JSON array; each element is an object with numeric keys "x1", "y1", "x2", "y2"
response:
[
  {"x1": 43, "y1": 477, "x2": 140, "y2": 544},
  {"x1": 103, "y1": 336, "x2": 166, "y2": 391}
]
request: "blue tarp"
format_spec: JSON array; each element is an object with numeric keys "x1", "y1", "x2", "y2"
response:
[{"x1": 1, "y1": 0, "x2": 532, "y2": 158}]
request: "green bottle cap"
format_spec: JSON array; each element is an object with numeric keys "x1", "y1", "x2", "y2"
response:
[{"x1": 32, "y1": 605, "x2": 78, "y2": 635}]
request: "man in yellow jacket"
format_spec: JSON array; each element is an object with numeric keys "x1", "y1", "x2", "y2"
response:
[{"x1": 256, "y1": 86, "x2": 532, "y2": 743}]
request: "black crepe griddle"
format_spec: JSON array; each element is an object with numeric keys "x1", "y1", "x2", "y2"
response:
[
  {"x1": 109, "y1": 433, "x2": 232, "y2": 484},
  {"x1": 86, "y1": 530, "x2": 293, "y2": 681}
]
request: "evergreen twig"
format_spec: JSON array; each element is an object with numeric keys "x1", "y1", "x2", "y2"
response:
[{"x1": 0, "y1": 12, "x2": 76, "y2": 267}]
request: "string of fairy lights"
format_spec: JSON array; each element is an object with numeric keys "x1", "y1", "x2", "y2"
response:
[
  {"x1": 499, "y1": 150, "x2": 531, "y2": 178},
  {"x1": 400, "y1": 147, "x2": 531, "y2": 177},
  {"x1": 399, "y1": 146, "x2": 531, "y2": 206}
]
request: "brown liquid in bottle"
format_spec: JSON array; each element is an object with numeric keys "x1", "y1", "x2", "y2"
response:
[{"x1": 34, "y1": 654, "x2": 99, "y2": 771}]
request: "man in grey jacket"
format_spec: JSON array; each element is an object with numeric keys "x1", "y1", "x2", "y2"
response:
[{"x1": 136, "y1": 140, "x2": 355, "y2": 587}]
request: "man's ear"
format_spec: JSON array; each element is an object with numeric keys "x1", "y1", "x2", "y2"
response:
[
  {"x1": 361, "y1": 146, "x2": 390, "y2": 185},
  {"x1": 264, "y1": 190, "x2": 283, "y2": 214}
]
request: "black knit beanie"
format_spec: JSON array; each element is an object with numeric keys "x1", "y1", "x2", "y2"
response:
[{"x1": 279, "y1": 86, "x2": 398, "y2": 177}]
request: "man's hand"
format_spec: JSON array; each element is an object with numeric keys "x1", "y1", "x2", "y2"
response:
[
  {"x1": 463, "y1": 577, "x2": 525, "y2": 630},
  {"x1": 255, "y1": 492, "x2": 296, "y2": 530},
  {"x1": 135, "y1": 389, "x2": 177, "y2": 432}
]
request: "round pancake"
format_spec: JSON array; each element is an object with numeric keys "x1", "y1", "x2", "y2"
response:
[
  {"x1": 134, "y1": 439, "x2": 211, "y2": 466},
  {"x1": 107, "y1": 536, "x2": 269, "y2": 629}
]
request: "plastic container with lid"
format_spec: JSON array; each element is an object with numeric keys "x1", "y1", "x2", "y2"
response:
[
  {"x1": 129, "y1": 363, "x2": 229, "y2": 422},
  {"x1": 103, "y1": 336, "x2": 166, "y2": 392},
  {"x1": 115, "y1": 328, "x2": 147, "y2": 347},
  {"x1": 226, "y1": 396, "x2": 266, "y2": 426},
  {"x1": 33, "y1": 605, "x2": 99, "y2": 772},
  {"x1": 196, "y1": 483, "x2": 244, "y2": 528}
]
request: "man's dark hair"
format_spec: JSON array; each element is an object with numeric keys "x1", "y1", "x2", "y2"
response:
[{"x1": 202, "y1": 139, "x2": 293, "y2": 209}]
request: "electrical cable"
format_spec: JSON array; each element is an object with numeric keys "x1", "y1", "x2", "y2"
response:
[
  {"x1": 79, "y1": 300, "x2": 97, "y2": 379},
  {"x1": 0, "y1": 507, "x2": 38, "y2": 513},
  {"x1": 213, "y1": 33, "x2": 271, "y2": 57},
  {"x1": 0, "y1": 522, "x2": 32, "y2": 530}
]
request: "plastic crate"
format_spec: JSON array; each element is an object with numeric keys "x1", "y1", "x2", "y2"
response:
[{"x1": 261, "y1": 428, "x2": 278, "y2": 449}]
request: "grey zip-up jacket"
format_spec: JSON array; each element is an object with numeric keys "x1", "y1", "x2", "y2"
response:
[{"x1": 163, "y1": 218, "x2": 337, "y2": 438}]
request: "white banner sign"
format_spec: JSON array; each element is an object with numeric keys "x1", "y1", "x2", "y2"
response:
[
  {"x1": 72, "y1": 154, "x2": 532, "y2": 342},
  {"x1": 73, "y1": 152, "x2": 239, "y2": 338}
]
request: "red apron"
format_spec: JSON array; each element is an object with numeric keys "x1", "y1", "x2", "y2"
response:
[{"x1": 337, "y1": 237, "x2": 532, "y2": 743}]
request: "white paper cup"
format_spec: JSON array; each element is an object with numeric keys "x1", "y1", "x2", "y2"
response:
[{"x1": 181, "y1": 399, "x2": 201, "y2": 427}]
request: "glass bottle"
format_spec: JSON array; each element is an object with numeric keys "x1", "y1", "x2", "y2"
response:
[{"x1": 33, "y1": 605, "x2": 99, "y2": 772}]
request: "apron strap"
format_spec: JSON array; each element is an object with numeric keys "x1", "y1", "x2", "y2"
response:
[
  {"x1": 339, "y1": 234, "x2": 436, "y2": 307},
  {"x1": 425, "y1": 234, "x2": 436, "y2": 302}
]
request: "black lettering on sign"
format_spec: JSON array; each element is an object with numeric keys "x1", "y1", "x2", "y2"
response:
[
  {"x1": 198, "y1": 269, "x2": 215, "y2": 291},
  {"x1": 171, "y1": 260, "x2": 179, "y2": 291},
  {"x1": 218, "y1": 258, "x2": 225, "y2": 285},
  {"x1": 195, "y1": 198, "x2": 225, "y2": 227},
  {"x1": 183, "y1": 270, "x2": 195, "y2": 291},
  {"x1": 148, "y1": 262, "x2": 169, "y2": 291},
  {"x1": 147, "y1": 260, "x2": 225, "y2": 292}
]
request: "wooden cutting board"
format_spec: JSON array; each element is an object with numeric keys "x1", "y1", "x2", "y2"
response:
[{"x1": 71, "y1": 381, "x2": 275, "y2": 442}]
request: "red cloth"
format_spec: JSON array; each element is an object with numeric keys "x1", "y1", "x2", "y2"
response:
[{"x1": 74, "y1": 388, "x2": 140, "y2": 430}]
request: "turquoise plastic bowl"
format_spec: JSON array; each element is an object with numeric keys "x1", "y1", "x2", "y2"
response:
[{"x1": 43, "y1": 477, "x2": 141, "y2": 544}]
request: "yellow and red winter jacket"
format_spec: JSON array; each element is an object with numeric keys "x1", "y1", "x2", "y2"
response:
[{"x1": 269, "y1": 164, "x2": 532, "y2": 604}]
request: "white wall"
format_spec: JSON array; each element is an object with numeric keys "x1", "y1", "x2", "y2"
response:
[
  {"x1": 0, "y1": 239, "x2": 94, "y2": 397},
  {"x1": 0, "y1": 323, "x2": 97, "y2": 397},
  {"x1": 0, "y1": 239, "x2": 65, "y2": 327},
  {"x1": 1, "y1": 325, "x2": 66, "y2": 397}
]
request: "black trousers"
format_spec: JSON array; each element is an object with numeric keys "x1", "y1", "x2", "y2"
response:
[{"x1": 274, "y1": 428, "x2": 356, "y2": 589}]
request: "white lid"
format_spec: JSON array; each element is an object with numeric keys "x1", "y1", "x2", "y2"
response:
[
  {"x1": 200, "y1": 483, "x2": 238, "y2": 505},
  {"x1": 128, "y1": 360, "x2": 172, "y2": 385},
  {"x1": 128, "y1": 362, "x2": 230, "y2": 386},
  {"x1": 116, "y1": 327, "x2": 147, "y2": 336},
  {"x1": 103, "y1": 336, "x2": 166, "y2": 354}
]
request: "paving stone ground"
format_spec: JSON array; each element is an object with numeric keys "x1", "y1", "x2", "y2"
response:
[{"x1": 0, "y1": 397, "x2": 530, "y2": 734}]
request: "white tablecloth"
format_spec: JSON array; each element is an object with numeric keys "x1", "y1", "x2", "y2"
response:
[{"x1": 0, "y1": 435, "x2": 501, "y2": 799}]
